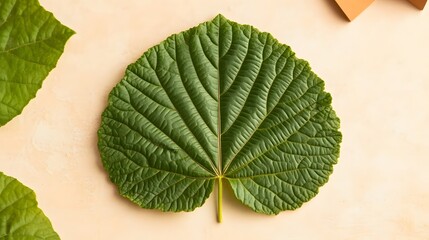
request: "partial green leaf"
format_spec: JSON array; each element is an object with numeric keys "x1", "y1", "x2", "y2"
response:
[
  {"x1": 0, "y1": 0, "x2": 75, "y2": 126},
  {"x1": 0, "y1": 172, "x2": 59, "y2": 239},
  {"x1": 98, "y1": 15, "x2": 342, "y2": 220}
]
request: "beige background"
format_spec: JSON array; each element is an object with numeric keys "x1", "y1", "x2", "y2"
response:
[{"x1": 1, "y1": 0, "x2": 429, "y2": 239}]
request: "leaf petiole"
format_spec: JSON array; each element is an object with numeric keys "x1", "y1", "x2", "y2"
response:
[{"x1": 217, "y1": 176, "x2": 223, "y2": 223}]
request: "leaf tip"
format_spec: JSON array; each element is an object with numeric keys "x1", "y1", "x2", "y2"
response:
[{"x1": 214, "y1": 13, "x2": 228, "y2": 22}]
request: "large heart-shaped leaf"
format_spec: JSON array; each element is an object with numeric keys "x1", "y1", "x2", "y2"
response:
[
  {"x1": 0, "y1": 172, "x2": 59, "y2": 239},
  {"x1": 0, "y1": 0, "x2": 75, "y2": 126},
  {"x1": 98, "y1": 15, "x2": 342, "y2": 222}
]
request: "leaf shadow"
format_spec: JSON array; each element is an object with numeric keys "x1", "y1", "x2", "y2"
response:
[{"x1": 90, "y1": 61, "x2": 130, "y2": 175}]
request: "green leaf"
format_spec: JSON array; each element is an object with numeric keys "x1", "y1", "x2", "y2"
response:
[
  {"x1": 0, "y1": 0, "x2": 75, "y2": 127},
  {"x1": 0, "y1": 172, "x2": 59, "y2": 239},
  {"x1": 98, "y1": 14, "x2": 342, "y2": 221}
]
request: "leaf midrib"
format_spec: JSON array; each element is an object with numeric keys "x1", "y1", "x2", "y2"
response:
[
  {"x1": 0, "y1": 36, "x2": 63, "y2": 54},
  {"x1": 216, "y1": 16, "x2": 223, "y2": 177}
]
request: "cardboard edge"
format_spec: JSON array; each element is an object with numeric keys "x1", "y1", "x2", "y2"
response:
[
  {"x1": 334, "y1": 0, "x2": 375, "y2": 21},
  {"x1": 408, "y1": 0, "x2": 427, "y2": 10}
]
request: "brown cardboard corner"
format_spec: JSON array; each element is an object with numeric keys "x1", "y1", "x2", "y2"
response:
[
  {"x1": 334, "y1": 0, "x2": 375, "y2": 21},
  {"x1": 408, "y1": 0, "x2": 427, "y2": 10}
]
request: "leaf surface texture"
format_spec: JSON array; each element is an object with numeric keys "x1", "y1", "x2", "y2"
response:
[
  {"x1": 0, "y1": 172, "x2": 59, "y2": 239},
  {"x1": 0, "y1": 0, "x2": 74, "y2": 126},
  {"x1": 98, "y1": 15, "x2": 342, "y2": 216}
]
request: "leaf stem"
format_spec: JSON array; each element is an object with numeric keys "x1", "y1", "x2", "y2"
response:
[{"x1": 217, "y1": 176, "x2": 223, "y2": 223}]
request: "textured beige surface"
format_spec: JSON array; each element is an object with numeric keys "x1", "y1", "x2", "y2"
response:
[{"x1": 1, "y1": 0, "x2": 429, "y2": 239}]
